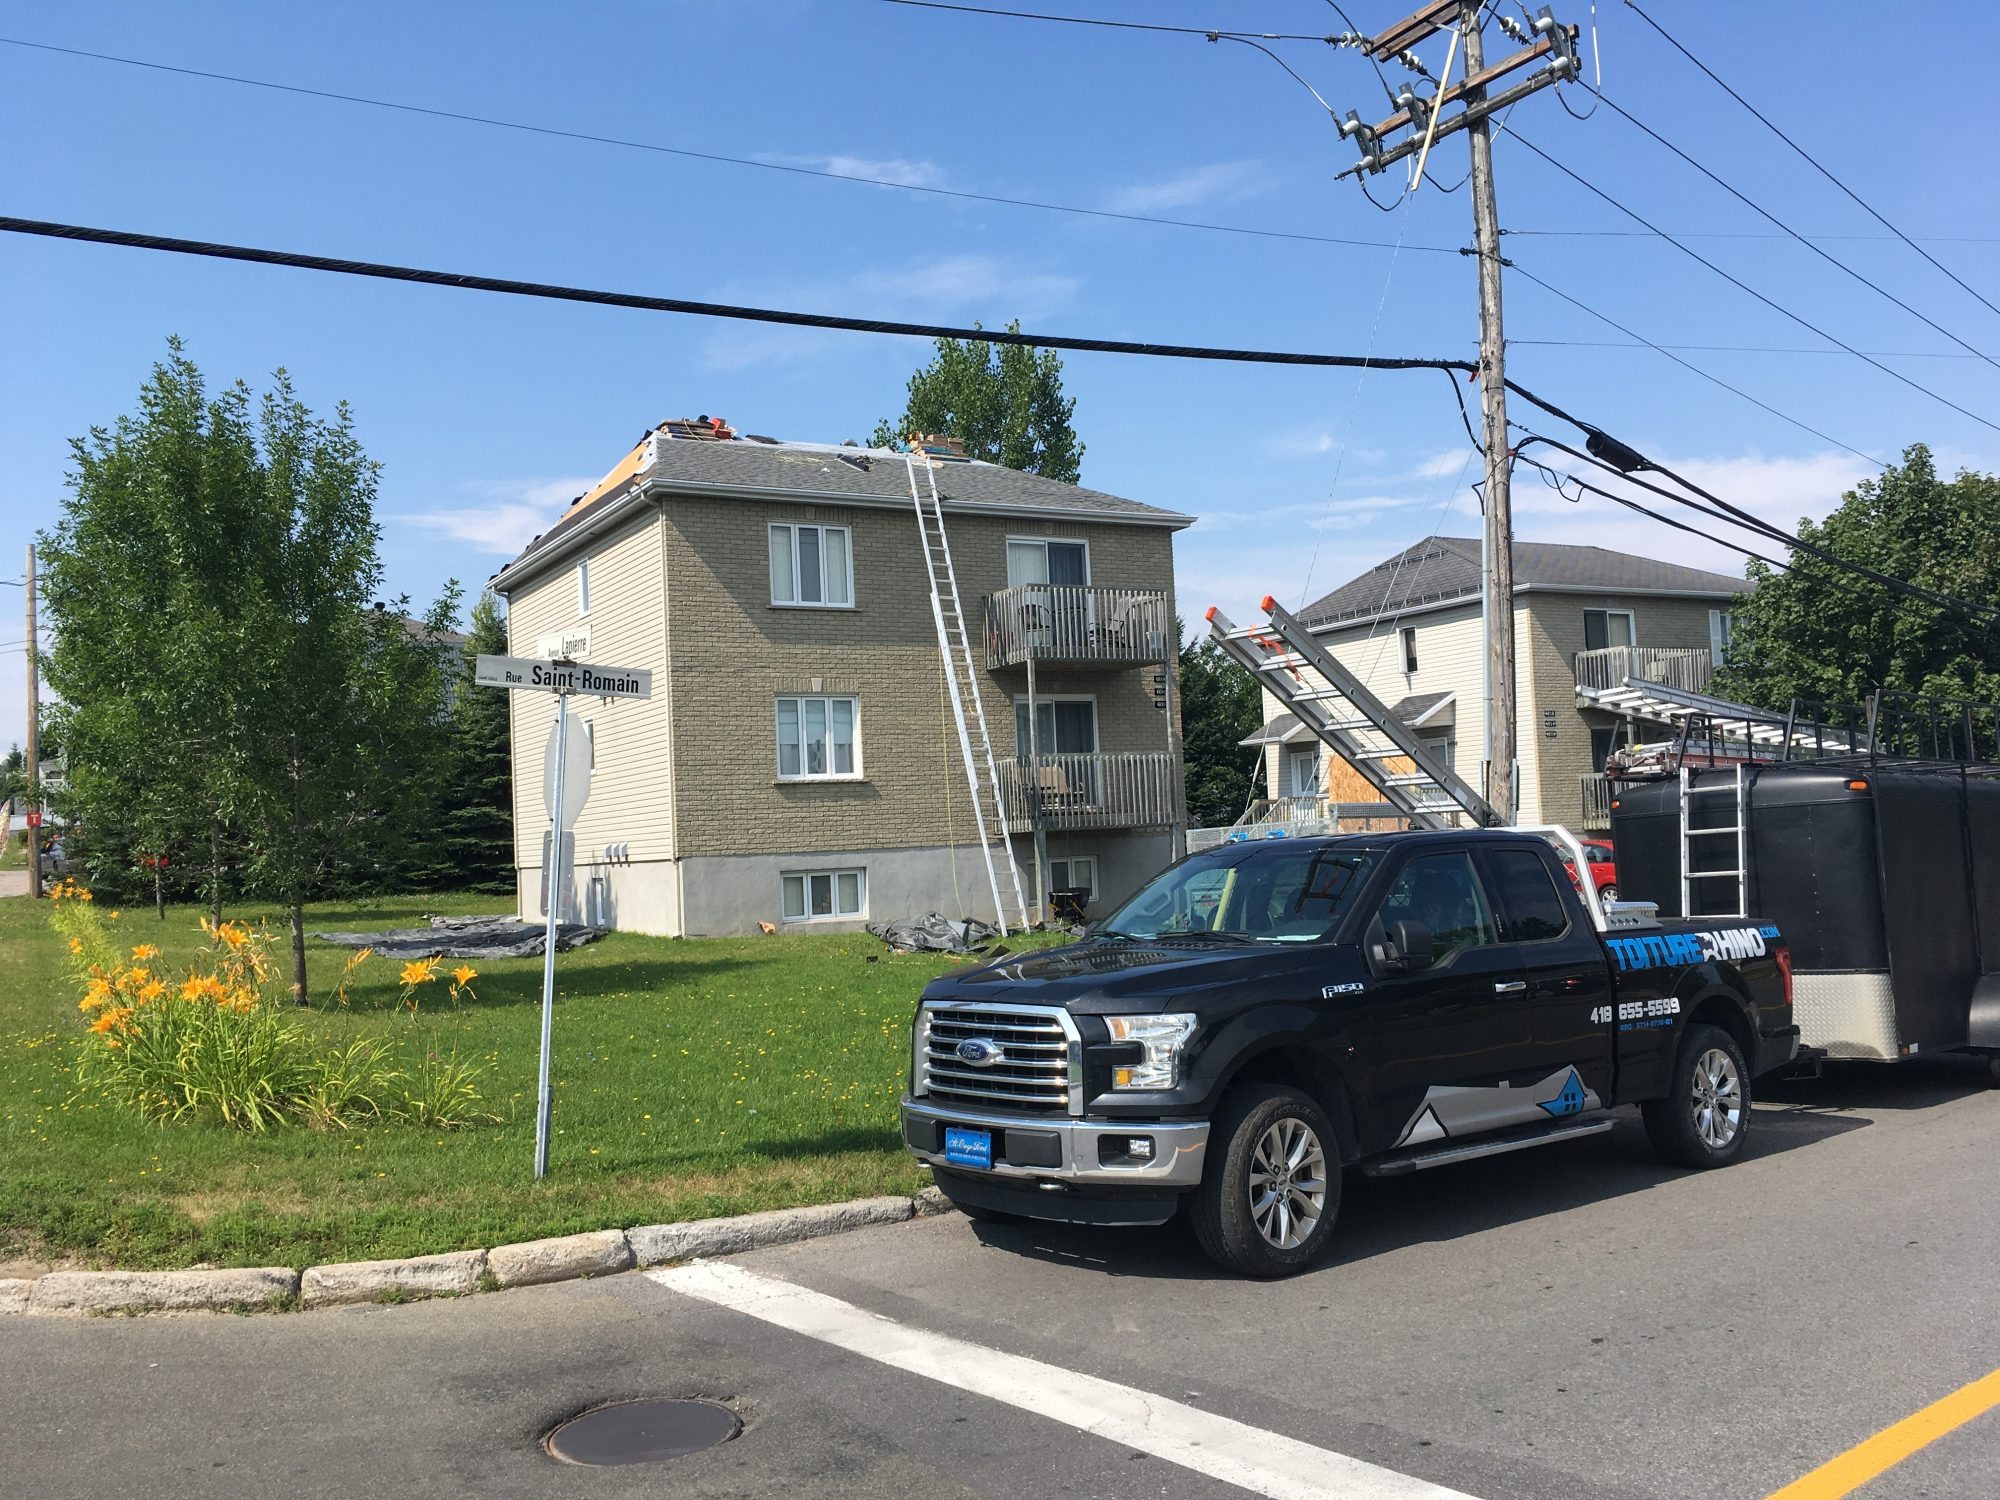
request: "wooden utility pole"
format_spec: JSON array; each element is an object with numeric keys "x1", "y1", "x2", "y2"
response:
[
  {"x1": 1462, "y1": 2, "x2": 1516, "y2": 823},
  {"x1": 25, "y1": 543, "x2": 42, "y2": 898},
  {"x1": 1335, "y1": 3, "x2": 1579, "y2": 824}
]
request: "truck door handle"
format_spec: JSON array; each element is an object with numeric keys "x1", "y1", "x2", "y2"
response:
[{"x1": 1493, "y1": 980, "x2": 1527, "y2": 994}]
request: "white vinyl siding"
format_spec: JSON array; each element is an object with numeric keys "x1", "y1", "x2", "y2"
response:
[
  {"x1": 776, "y1": 696, "x2": 860, "y2": 780},
  {"x1": 782, "y1": 868, "x2": 865, "y2": 921},
  {"x1": 769, "y1": 523, "x2": 852, "y2": 607}
]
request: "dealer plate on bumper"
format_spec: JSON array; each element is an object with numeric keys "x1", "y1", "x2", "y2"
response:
[{"x1": 943, "y1": 1127, "x2": 993, "y2": 1169}]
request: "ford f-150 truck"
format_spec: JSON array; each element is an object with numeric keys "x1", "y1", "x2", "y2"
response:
[{"x1": 901, "y1": 827, "x2": 1798, "y2": 1277}]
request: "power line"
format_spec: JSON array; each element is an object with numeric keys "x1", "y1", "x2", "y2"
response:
[
  {"x1": 1508, "y1": 228, "x2": 2000, "y2": 245},
  {"x1": 1507, "y1": 129, "x2": 2000, "y2": 438},
  {"x1": 1508, "y1": 337, "x2": 1980, "y2": 360},
  {"x1": 873, "y1": 0, "x2": 1334, "y2": 41},
  {"x1": 1504, "y1": 258, "x2": 1888, "y2": 468},
  {"x1": 0, "y1": 211, "x2": 1492, "y2": 373},
  {"x1": 1517, "y1": 451, "x2": 1792, "y2": 572},
  {"x1": 1585, "y1": 89, "x2": 1999, "y2": 371},
  {"x1": 0, "y1": 35, "x2": 1449, "y2": 259},
  {"x1": 1623, "y1": 0, "x2": 2000, "y2": 324},
  {"x1": 1519, "y1": 434, "x2": 2000, "y2": 625}
]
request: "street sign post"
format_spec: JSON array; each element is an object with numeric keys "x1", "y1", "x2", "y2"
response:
[{"x1": 475, "y1": 652, "x2": 650, "y2": 1178}]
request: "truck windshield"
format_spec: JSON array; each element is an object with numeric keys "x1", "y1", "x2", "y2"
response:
[{"x1": 1098, "y1": 844, "x2": 1377, "y2": 944}]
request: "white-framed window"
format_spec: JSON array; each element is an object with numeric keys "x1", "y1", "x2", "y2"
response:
[
  {"x1": 1006, "y1": 537, "x2": 1090, "y2": 587},
  {"x1": 769, "y1": 523, "x2": 853, "y2": 607},
  {"x1": 782, "y1": 868, "x2": 865, "y2": 922},
  {"x1": 577, "y1": 558, "x2": 591, "y2": 616},
  {"x1": 1583, "y1": 608, "x2": 1636, "y2": 651},
  {"x1": 1285, "y1": 747, "x2": 1321, "y2": 798},
  {"x1": 583, "y1": 719, "x2": 596, "y2": 769},
  {"x1": 1049, "y1": 856, "x2": 1097, "y2": 901},
  {"x1": 775, "y1": 696, "x2": 860, "y2": 780},
  {"x1": 1401, "y1": 625, "x2": 1418, "y2": 674},
  {"x1": 1709, "y1": 609, "x2": 1734, "y2": 667}
]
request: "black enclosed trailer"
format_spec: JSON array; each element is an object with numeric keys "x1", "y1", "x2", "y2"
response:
[{"x1": 1611, "y1": 758, "x2": 2000, "y2": 1071}]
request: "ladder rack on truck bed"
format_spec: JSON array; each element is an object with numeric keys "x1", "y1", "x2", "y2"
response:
[{"x1": 1206, "y1": 595, "x2": 1501, "y2": 831}]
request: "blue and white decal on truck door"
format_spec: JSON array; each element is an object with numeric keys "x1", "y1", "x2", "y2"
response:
[{"x1": 1393, "y1": 1065, "x2": 1602, "y2": 1147}]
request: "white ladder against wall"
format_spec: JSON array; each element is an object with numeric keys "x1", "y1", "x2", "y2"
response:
[
  {"x1": 1679, "y1": 762, "x2": 1748, "y2": 918},
  {"x1": 904, "y1": 453, "x2": 1033, "y2": 933},
  {"x1": 1207, "y1": 595, "x2": 1502, "y2": 830}
]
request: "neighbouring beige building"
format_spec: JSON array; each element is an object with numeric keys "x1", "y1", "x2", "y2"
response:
[
  {"x1": 489, "y1": 418, "x2": 1191, "y2": 937},
  {"x1": 1239, "y1": 536, "x2": 1747, "y2": 833}
]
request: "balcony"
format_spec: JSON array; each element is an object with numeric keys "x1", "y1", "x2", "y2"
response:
[
  {"x1": 985, "y1": 585, "x2": 1172, "y2": 669},
  {"x1": 1573, "y1": 645, "x2": 1715, "y2": 697},
  {"x1": 1579, "y1": 773, "x2": 1613, "y2": 831},
  {"x1": 999, "y1": 751, "x2": 1178, "y2": 831}
]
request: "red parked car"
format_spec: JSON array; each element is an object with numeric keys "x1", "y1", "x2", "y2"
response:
[{"x1": 1553, "y1": 837, "x2": 1619, "y2": 902}]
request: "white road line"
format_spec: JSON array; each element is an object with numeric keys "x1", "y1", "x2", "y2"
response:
[{"x1": 648, "y1": 1260, "x2": 1483, "y2": 1500}]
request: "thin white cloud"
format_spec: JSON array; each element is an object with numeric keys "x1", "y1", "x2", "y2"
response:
[
  {"x1": 398, "y1": 476, "x2": 600, "y2": 557},
  {"x1": 767, "y1": 154, "x2": 948, "y2": 189},
  {"x1": 1410, "y1": 448, "x2": 1474, "y2": 479},
  {"x1": 1107, "y1": 161, "x2": 1272, "y2": 214},
  {"x1": 701, "y1": 255, "x2": 1080, "y2": 369}
]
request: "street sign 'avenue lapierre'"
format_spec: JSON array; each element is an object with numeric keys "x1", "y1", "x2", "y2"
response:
[{"x1": 474, "y1": 654, "x2": 651, "y2": 700}]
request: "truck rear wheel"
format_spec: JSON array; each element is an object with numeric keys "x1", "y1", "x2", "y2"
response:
[
  {"x1": 1190, "y1": 1084, "x2": 1341, "y2": 1278},
  {"x1": 1643, "y1": 1023, "x2": 1751, "y2": 1169}
]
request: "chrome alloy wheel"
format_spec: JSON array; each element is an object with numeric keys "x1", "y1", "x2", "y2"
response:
[
  {"x1": 1690, "y1": 1046, "x2": 1744, "y2": 1150},
  {"x1": 1247, "y1": 1117, "x2": 1328, "y2": 1250}
]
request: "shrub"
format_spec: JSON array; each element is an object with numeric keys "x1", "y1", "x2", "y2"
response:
[{"x1": 52, "y1": 883, "x2": 493, "y2": 1132}]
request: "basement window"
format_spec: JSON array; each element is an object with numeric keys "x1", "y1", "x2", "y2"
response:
[{"x1": 782, "y1": 868, "x2": 865, "y2": 922}]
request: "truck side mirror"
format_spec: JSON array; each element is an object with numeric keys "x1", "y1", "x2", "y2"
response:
[{"x1": 1387, "y1": 920, "x2": 1434, "y2": 972}]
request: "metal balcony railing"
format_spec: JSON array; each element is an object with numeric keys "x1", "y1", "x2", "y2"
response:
[
  {"x1": 1000, "y1": 751, "x2": 1178, "y2": 831},
  {"x1": 1579, "y1": 773, "x2": 1614, "y2": 830},
  {"x1": 1572, "y1": 645, "x2": 1714, "y2": 695},
  {"x1": 985, "y1": 585, "x2": 1172, "y2": 668}
]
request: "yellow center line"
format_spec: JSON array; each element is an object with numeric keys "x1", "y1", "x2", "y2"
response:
[{"x1": 1766, "y1": 1366, "x2": 2000, "y2": 1500}]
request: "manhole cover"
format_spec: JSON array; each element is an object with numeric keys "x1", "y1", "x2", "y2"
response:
[{"x1": 543, "y1": 1398, "x2": 742, "y2": 1466}]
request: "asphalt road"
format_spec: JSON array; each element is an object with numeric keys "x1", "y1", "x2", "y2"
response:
[{"x1": 7, "y1": 1057, "x2": 1998, "y2": 1500}]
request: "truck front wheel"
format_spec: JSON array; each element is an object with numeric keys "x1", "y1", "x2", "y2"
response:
[
  {"x1": 1190, "y1": 1084, "x2": 1342, "y2": 1278},
  {"x1": 1643, "y1": 1023, "x2": 1751, "y2": 1169}
]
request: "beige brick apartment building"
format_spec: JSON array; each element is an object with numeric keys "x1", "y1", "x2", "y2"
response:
[
  {"x1": 490, "y1": 421, "x2": 1191, "y2": 937},
  {"x1": 1241, "y1": 536, "x2": 1746, "y2": 833}
]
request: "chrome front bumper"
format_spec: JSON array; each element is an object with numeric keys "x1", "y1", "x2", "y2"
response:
[{"x1": 901, "y1": 1096, "x2": 1210, "y2": 1189}]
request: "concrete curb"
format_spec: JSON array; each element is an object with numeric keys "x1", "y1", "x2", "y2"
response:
[
  {"x1": 26, "y1": 1266, "x2": 299, "y2": 1316},
  {"x1": 301, "y1": 1249, "x2": 489, "y2": 1309},
  {"x1": 5, "y1": 1185, "x2": 958, "y2": 1318}
]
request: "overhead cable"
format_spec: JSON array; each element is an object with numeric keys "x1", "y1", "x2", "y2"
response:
[
  {"x1": 874, "y1": 0, "x2": 1334, "y2": 41},
  {"x1": 1517, "y1": 453, "x2": 1792, "y2": 573},
  {"x1": 1586, "y1": 90, "x2": 2000, "y2": 371},
  {"x1": 1507, "y1": 130, "x2": 2000, "y2": 438},
  {"x1": 1518, "y1": 434, "x2": 2000, "y2": 625},
  {"x1": 1504, "y1": 260, "x2": 1888, "y2": 468},
  {"x1": 0, "y1": 36, "x2": 1449, "y2": 258},
  {"x1": 1623, "y1": 0, "x2": 2000, "y2": 324}
]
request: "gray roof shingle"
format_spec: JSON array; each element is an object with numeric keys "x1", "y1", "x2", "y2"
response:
[
  {"x1": 495, "y1": 436, "x2": 1189, "y2": 585},
  {"x1": 1300, "y1": 536, "x2": 1748, "y2": 628}
]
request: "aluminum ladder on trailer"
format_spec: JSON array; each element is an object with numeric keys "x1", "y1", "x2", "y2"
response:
[
  {"x1": 1679, "y1": 762, "x2": 1748, "y2": 918},
  {"x1": 904, "y1": 452, "x2": 1032, "y2": 933},
  {"x1": 1206, "y1": 595, "x2": 1502, "y2": 829}
]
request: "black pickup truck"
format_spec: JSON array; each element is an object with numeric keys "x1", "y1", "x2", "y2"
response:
[{"x1": 901, "y1": 827, "x2": 1799, "y2": 1277}]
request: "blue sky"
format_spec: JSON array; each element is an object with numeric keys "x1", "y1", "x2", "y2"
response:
[{"x1": 6, "y1": 0, "x2": 2000, "y2": 752}]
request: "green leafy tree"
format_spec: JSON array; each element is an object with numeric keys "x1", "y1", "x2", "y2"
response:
[
  {"x1": 1178, "y1": 627, "x2": 1264, "y2": 827},
  {"x1": 870, "y1": 320, "x2": 1084, "y2": 481},
  {"x1": 431, "y1": 591, "x2": 514, "y2": 894},
  {"x1": 41, "y1": 344, "x2": 460, "y2": 998},
  {"x1": 1715, "y1": 444, "x2": 2000, "y2": 714}
]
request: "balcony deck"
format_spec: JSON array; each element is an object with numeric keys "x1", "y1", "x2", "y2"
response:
[
  {"x1": 1573, "y1": 645, "x2": 1715, "y2": 699},
  {"x1": 999, "y1": 751, "x2": 1178, "y2": 832},
  {"x1": 985, "y1": 585, "x2": 1172, "y2": 669}
]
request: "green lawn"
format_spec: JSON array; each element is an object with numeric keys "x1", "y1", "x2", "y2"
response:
[
  {"x1": 0, "y1": 831, "x2": 24, "y2": 870},
  {"x1": 0, "y1": 890, "x2": 1030, "y2": 1271}
]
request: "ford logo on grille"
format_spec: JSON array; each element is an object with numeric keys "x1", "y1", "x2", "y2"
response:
[{"x1": 954, "y1": 1037, "x2": 1005, "y2": 1067}]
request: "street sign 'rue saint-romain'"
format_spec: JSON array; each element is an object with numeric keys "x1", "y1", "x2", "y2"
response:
[{"x1": 474, "y1": 654, "x2": 652, "y2": 700}]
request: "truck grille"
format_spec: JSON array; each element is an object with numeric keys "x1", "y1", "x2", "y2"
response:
[{"x1": 919, "y1": 1005, "x2": 1076, "y2": 1116}]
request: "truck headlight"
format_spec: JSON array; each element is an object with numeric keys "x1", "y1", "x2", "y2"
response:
[{"x1": 1105, "y1": 1013, "x2": 1196, "y2": 1090}]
